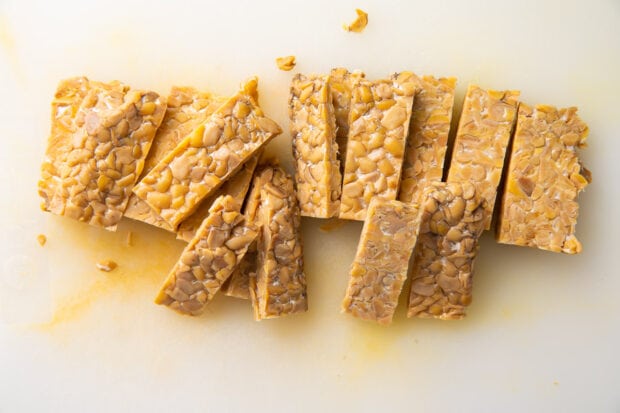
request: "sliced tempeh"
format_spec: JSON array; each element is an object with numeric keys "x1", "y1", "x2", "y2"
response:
[
  {"x1": 342, "y1": 198, "x2": 422, "y2": 325},
  {"x1": 399, "y1": 76, "x2": 456, "y2": 203},
  {"x1": 249, "y1": 165, "x2": 307, "y2": 320},
  {"x1": 289, "y1": 74, "x2": 341, "y2": 218},
  {"x1": 496, "y1": 104, "x2": 590, "y2": 254},
  {"x1": 38, "y1": 77, "x2": 166, "y2": 230},
  {"x1": 446, "y1": 84, "x2": 519, "y2": 230},
  {"x1": 132, "y1": 78, "x2": 282, "y2": 229},
  {"x1": 339, "y1": 72, "x2": 417, "y2": 221},
  {"x1": 176, "y1": 154, "x2": 259, "y2": 242},
  {"x1": 330, "y1": 68, "x2": 366, "y2": 174},
  {"x1": 124, "y1": 86, "x2": 227, "y2": 231},
  {"x1": 407, "y1": 182, "x2": 486, "y2": 320},
  {"x1": 154, "y1": 195, "x2": 258, "y2": 316}
]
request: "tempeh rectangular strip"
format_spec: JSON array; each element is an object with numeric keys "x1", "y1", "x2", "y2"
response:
[
  {"x1": 154, "y1": 195, "x2": 258, "y2": 316},
  {"x1": 219, "y1": 166, "x2": 266, "y2": 299},
  {"x1": 132, "y1": 78, "x2": 282, "y2": 229},
  {"x1": 407, "y1": 182, "x2": 487, "y2": 320},
  {"x1": 446, "y1": 85, "x2": 519, "y2": 230},
  {"x1": 339, "y1": 72, "x2": 417, "y2": 221},
  {"x1": 399, "y1": 76, "x2": 457, "y2": 203},
  {"x1": 176, "y1": 154, "x2": 259, "y2": 242},
  {"x1": 342, "y1": 199, "x2": 422, "y2": 325},
  {"x1": 124, "y1": 87, "x2": 227, "y2": 231},
  {"x1": 330, "y1": 68, "x2": 366, "y2": 173},
  {"x1": 38, "y1": 77, "x2": 167, "y2": 230},
  {"x1": 496, "y1": 104, "x2": 590, "y2": 254},
  {"x1": 249, "y1": 165, "x2": 307, "y2": 320},
  {"x1": 289, "y1": 74, "x2": 341, "y2": 218}
]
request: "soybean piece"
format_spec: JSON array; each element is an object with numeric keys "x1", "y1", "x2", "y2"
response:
[
  {"x1": 330, "y1": 68, "x2": 366, "y2": 173},
  {"x1": 132, "y1": 78, "x2": 282, "y2": 229},
  {"x1": 154, "y1": 195, "x2": 258, "y2": 316},
  {"x1": 124, "y1": 87, "x2": 227, "y2": 231},
  {"x1": 339, "y1": 72, "x2": 417, "y2": 221},
  {"x1": 249, "y1": 165, "x2": 307, "y2": 320},
  {"x1": 496, "y1": 104, "x2": 590, "y2": 254},
  {"x1": 342, "y1": 199, "x2": 422, "y2": 325},
  {"x1": 343, "y1": 9, "x2": 368, "y2": 33},
  {"x1": 38, "y1": 77, "x2": 167, "y2": 231},
  {"x1": 399, "y1": 76, "x2": 457, "y2": 203},
  {"x1": 176, "y1": 154, "x2": 259, "y2": 242},
  {"x1": 446, "y1": 85, "x2": 519, "y2": 230},
  {"x1": 276, "y1": 56, "x2": 296, "y2": 71},
  {"x1": 290, "y1": 74, "x2": 342, "y2": 218},
  {"x1": 407, "y1": 182, "x2": 486, "y2": 320}
]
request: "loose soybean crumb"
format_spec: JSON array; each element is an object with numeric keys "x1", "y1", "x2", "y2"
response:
[
  {"x1": 37, "y1": 234, "x2": 47, "y2": 246},
  {"x1": 276, "y1": 55, "x2": 296, "y2": 71},
  {"x1": 96, "y1": 260, "x2": 118, "y2": 272},
  {"x1": 343, "y1": 9, "x2": 368, "y2": 33}
]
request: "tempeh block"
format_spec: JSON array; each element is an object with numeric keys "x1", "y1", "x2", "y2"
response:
[
  {"x1": 399, "y1": 76, "x2": 456, "y2": 203},
  {"x1": 249, "y1": 165, "x2": 307, "y2": 320},
  {"x1": 124, "y1": 87, "x2": 226, "y2": 231},
  {"x1": 342, "y1": 199, "x2": 422, "y2": 325},
  {"x1": 496, "y1": 104, "x2": 590, "y2": 254},
  {"x1": 446, "y1": 84, "x2": 519, "y2": 230},
  {"x1": 339, "y1": 72, "x2": 417, "y2": 221},
  {"x1": 132, "y1": 78, "x2": 282, "y2": 229},
  {"x1": 330, "y1": 68, "x2": 366, "y2": 172},
  {"x1": 289, "y1": 74, "x2": 341, "y2": 218},
  {"x1": 176, "y1": 154, "x2": 259, "y2": 242},
  {"x1": 407, "y1": 182, "x2": 487, "y2": 320},
  {"x1": 38, "y1": 77, "x2": 167, "y2": 230},
  {"x1": 154, "y1": 195, "x2": 258, "y2": 316}
]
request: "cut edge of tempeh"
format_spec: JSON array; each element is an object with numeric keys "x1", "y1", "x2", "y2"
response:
[
  {"x1": 407, "y1": 182, "x2": 487, "y2": 320},
  {"x1": 398, "y1": 75, "x2": 457, "y2": 203},
  {"x1": 289, "y1": 73, "x2": 342, "y2": 218},
  {"x1": 496, "y1": 103, "x2": 590, "y2": 254},
  {"x1": 132, "y1": 77, "x2": 282, "y2": 229},
  {"x1": 339, "y1": 71, "x2": 417, "y2": 221},
  {"x1": 446, "y1": 84, "x2": 519, "y2": 231},
  {"x1": 342, "y1": 198, "x2": 422, "y2": 325},
  {"x1": 249, "y1": 165, "x2": 307, "y2": 320},
  {"x1": 154, "y1": 195, "x2": 258, "y2": 316}
]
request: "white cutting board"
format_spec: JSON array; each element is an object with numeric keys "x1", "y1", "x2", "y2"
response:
[{"x1": 1, "y1": 0, "x2": 619, "y2": 411}]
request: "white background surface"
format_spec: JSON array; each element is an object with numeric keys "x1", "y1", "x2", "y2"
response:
[{"x1": 1, "y1": 0, "x2": 619, "y2": 412}]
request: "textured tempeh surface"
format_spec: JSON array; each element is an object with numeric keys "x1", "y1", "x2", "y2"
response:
[
  {"x1": 39, "y1": 77, "x2": 167, "y2": 230},
  {"x1": 342, "y1": 198, "x2": 421, "y2": 325},
  {"x1": 407, "y1": 182, "x2": 486, "y2": 320},
  {"x1": 496, "y1": 104, "x2": 590, "y2": 254}
]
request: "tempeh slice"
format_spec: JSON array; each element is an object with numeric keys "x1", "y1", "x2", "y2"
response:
[
  {"x1": 330, "y1": 68, "x2": 366, "y2": 173},
  {"x1": 342, "y1": 199, "x2": 422, "y2": 325},
  {"x1": 339, "y1": 72, "x2": 417, "y2": 221},
  {"x1": 38, "y1": 77, "x2": 166, "y2": 230},
  {"x1": 154, "y1": 195, "x2": 258, "y2": 316},
  {"x1": 176, "y1": 155, "x2": 259, "y2": 242},
  {"x1": 249, "y1": 165, "x2": 307, "y2": 320},
  {"x1": 132, "y1": 78, "x2": 282, "y2": 229},
  {"x1": 289, "y1": 74, "x2": 341, "y2": 218},
  {"x1": 446, "y1": 85, "x2": 519, "y2": 230},
  {"x1": 496, "y1": 104, "x2": 590, "y2": 254},
  {"x1": 407, "y1": 182, "x2": 486, "y2": 320},
  {"x1": 399, "y1": 76, "x2": 456, "y2": 203},
  {"x1": 124, "y1": 87, "x2": 226, "y2": 231}
]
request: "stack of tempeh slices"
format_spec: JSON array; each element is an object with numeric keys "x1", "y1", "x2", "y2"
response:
[{"x1": 289, "y1": 69, "x2": 590, "y2": 325}]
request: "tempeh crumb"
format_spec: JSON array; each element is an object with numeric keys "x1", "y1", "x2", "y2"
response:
[
  {"x1": 276, "y1": 56, "x2": 296, "y2": 71},
  {"x1": 37, "y1": 234, "x2": 47, "y2": 246},
  {"x1": 343, "y1": 9, "x2": 368, "y2": 33},
  {"x1": 96, "y1": 260, "x2": 118, "y2": 272}
]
